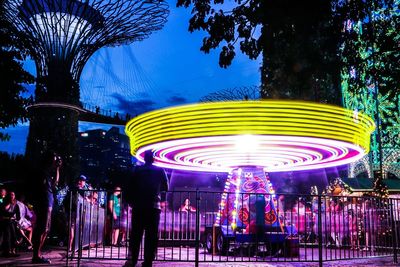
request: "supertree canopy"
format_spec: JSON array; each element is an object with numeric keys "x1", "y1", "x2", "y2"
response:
[
  {"x1": 4, "y1": 0, "x2": 168, "y2": 81},
  {"x1": 2, "y1": 0, "x2": 169, "y2": 182},
  {"x1": 200, "y1": 86, "x2": 261, "y2": 102},
  {"x1": 341, "y1": 1, "x2": 399, "y2": 179}
]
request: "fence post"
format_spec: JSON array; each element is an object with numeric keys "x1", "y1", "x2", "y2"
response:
[
  {"x1": 66, "y1": 190, "x2": 72, "y2": 266},
  {"x1": 77, "y1": 199, "x2": 83, "y2": 267},
  {"x1": 390, "y1": 198, "x2": 398, "y2": 263},
  {"x1": 195, "y1": 189, "x2": 200, "y2": 267},
  {"x1": 317, "y1": 194, "x2": 323, "y2": 267}
]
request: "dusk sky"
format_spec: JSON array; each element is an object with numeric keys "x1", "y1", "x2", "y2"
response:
[{"x1": 0, "y1": 1, "x2": 261, "y2": 155}]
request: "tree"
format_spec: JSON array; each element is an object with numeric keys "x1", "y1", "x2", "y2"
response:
[
  {"x1": 339, "y1": 0, "x2": 399, "y2": 181},
  {"x1": 0, "y1": 13, "x2": 34, "y2": 142},
  {"x1": 0, "y1": 152, "x2": 27, "y2": 182},
  {"x1": 177, "y1": 0, "x2": 342, "y2": 103}
]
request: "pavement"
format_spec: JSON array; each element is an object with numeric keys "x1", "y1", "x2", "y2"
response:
[{"x1": 0, "y1": 247, "x2": 399, "y2": 267}]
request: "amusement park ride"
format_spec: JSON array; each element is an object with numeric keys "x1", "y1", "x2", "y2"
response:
[{"x1": 126, "y1": 100, "x2": 375, "y2": 254}]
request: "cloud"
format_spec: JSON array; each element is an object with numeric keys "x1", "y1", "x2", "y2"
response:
[
  {"x1": 167, "y1": 95, "x2": 187, "y2": 104},
  {"x1": 79, "y1": 122, "x2": 123, "y2": 132},
  {"x1": 111, "y1": 93, "x2": 156, "y2": 115},
  {"x1": 137, "y1": 92, "x2": 150, "y2": 98}
]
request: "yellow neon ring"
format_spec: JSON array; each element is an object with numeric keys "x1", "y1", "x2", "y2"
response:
[{"x1": 125, "y1": 100, "x2": 375, "y2": 172}]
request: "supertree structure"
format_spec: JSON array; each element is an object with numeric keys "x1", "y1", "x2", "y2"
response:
[
  {"x1": 200, "y1": 86, "x2": 261, "y2": 102},
  {"x1": 341, "y1": 1, "x2": 399, "y2": 179},
  {"x1": 1, "y1": 0, "x2": 169, "y2": 182}
]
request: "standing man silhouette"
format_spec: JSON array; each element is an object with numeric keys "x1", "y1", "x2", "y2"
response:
[
  {"x1": 127, "y1": 150, "x2": 168, "y2": 267},
  {"x1": 31, "y1": 151, "x2": 62, "y2": 264}
]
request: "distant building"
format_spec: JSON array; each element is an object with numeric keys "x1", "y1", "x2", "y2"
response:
[{"x1": 78, "y1": 127, "x2": 132, "y2": 187}]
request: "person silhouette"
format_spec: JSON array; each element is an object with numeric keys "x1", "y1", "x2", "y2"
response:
[
  {"x1": 31, "y1": 151, "x2": 62, "y2": 264},
  {"x1": 179, "y1": 198, "x2": 196, "y2": 212},
  {"x1": 125, "y1": 150, "x2": 168, "y2": 267}
]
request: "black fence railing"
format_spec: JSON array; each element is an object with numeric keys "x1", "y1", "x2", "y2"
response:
[
  {"x1": 65, "y1": 190, "x2": 399, "y2": 266},
  {"x1": 82, "y1": 103, "x2": 133, "y2": 121}
]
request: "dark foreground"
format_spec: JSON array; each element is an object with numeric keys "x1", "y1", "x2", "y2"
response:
[{"x1": 0, "y1": 246, "x2": 398, "y2": 267}]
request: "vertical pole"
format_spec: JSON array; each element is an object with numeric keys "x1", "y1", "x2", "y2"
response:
[
  {"x1": 390, "y1": 199, "x2": 398, "y2": 263},
  {"x1": 369, "y1": 1, "x2": 384, "y2": 181},
  {"x1": 212, "y1": 224, "x2": 216, "y2": 255},
  {"x1": 77, "y1": 200, "x2": 83, "y2": 267},
  {"x1": 66, "y1": 190, "x2": 72, "y2": 266},
  {"x1": 195, "y1": 189, "x2": 200, "y2": 267},
  {"x1": 318, "y1": 195, "x2": 323, "y2": 267},
  {"x1": 374, "y1": 89, "x2": 384, "y2": 179}
]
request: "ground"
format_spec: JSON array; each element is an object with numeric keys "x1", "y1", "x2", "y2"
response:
[{"x1": 0, "y1": 246, "x2": 398, "y2": 267}]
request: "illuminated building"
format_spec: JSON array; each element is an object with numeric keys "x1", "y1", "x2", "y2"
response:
[{"x1": 78, "y1": 127, "x2": 131, "y2": 186}]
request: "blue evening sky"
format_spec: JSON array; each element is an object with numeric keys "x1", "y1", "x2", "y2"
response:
[{"x1": 0, "y1": 1, "x2": 261, "y2": 155}]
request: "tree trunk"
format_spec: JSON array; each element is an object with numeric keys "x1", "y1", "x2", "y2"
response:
[{"x1": 25, "y1": 62, "x2": 80, "y2": 186}]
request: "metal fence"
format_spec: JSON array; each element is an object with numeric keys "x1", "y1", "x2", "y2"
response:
[{"x1": 66, "y1": 190, "x2": 399, "y2": 266}]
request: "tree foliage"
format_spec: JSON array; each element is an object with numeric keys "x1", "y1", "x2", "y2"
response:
[
  {"x1": 0, "y1": 14, "x2": 34, "y2": 141},
  {"x1": 0, "y1": 151, "x2": 27, "y2": 182},
  {"x1": 260, "y1": 1, "x2": 342, "y2": 102},
  {"x1": 339, "y1": 0, "x2": 399, "y2": 172},
  {"x1": 176, "y1": 0, "x2": 275, "y2": 68},
  {"x1": 177, "y1": 0, "x2": 344, "y2": 103},
  {"x1": 340, "y1": 0, "x2": 399, "y2": 99}
]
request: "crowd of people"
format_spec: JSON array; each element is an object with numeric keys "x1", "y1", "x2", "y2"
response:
[
  {"x1": 61, "y1": 150, "x2": 168, "y2": 267},
  {"x1": 1, "y1": 148, "x2": 394, "y2": 266},
  {"x1": 0, "y1": 149, "x2": 169, "y2": 267},
  {"x1": 0, "y1": 188, "x2": 35, "y2": 257},
  {"x1": 64, "y1": 180, "x2": 130, "y2": 250},
  {"x1": 92, "y1": 105, "x2": 132, "y2": 121},
  {"x1": 0, "y1": 151, "x2": 63, "y2": 263}
]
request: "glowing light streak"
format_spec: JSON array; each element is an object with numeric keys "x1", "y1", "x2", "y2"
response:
[
  {"x1": 215, "y1": 171, "x2": 233, "y2": 225},
  {"x1": 231, "y1": 168, "x2": 242, "y2": 230},
  {"x1": 127, "y1": 101, "x2": 375, "y2": 172},
  {"x1": 127, "y1": 101, "x2": 374, "y2": 153},
  {"x1": 135, "y1": 135, "x2": 364, "y2": 172}
]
